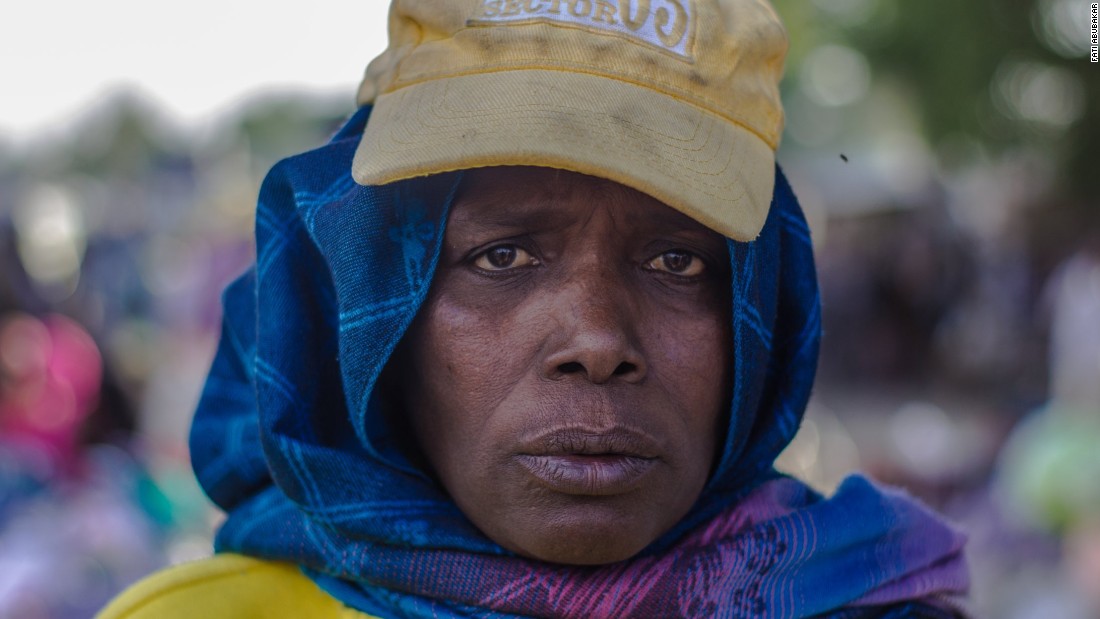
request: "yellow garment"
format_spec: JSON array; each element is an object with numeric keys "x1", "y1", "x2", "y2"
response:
[{"x1": 96, "y1": 553, "x2": 377, "y2": 619}]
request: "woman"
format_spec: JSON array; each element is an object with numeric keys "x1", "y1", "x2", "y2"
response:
[{"x1": 100, "y1": 0, "x2": 969, "y2": 616}]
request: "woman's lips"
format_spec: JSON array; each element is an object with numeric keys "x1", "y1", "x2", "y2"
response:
[
  {"x1": 514, "y1": 426, "x2": 662, "y2": 496},
  {"x1": 515, "y1": 454, "x2": 657, "y2": 496}
]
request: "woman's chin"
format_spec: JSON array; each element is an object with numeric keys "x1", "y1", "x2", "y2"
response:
[
  {"x1": 486, "y1": 503, "x2": 670, "y2": 565},
  {"x1": 511, "y1": 534, "x2": 650, "y2": 566}
]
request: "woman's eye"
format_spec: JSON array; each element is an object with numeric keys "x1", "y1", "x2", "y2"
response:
[
  {"x1": 473, "y1": 245, "x2": 539, "y2": 271},
  {"x1": 645, "y1": 250, "x2": 706, "y2": 277}
]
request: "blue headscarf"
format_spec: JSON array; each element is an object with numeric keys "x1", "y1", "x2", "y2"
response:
[{"x1": 190, "y1": 107, "x2": 968, "y2": 618}]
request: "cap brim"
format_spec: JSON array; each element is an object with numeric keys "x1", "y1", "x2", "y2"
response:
[{"x1": 352, "y1": 70, "x2": 774, "y2": 241}]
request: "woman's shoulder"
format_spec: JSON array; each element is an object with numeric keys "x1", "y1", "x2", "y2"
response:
[{"x1": 96, "y1": 553, "x2": 377, "y2": 619}]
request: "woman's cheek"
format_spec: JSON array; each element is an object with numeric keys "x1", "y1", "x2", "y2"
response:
[{"x1": 421, "y1": 293, "x2": 536, "y2": 419}]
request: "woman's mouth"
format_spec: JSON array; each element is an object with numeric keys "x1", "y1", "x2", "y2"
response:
[
  {"x1": 515, "y1": 454, "x2": 657, "y2": 495},
  {"x1": 514, "y1": 427, "x2": 661, "y2": 496}
]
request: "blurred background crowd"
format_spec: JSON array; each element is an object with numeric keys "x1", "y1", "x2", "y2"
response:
[{"x1": 1, "y1": 0, "x2": 1097, "y2": 617}]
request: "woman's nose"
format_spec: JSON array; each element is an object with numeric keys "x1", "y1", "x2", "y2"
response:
[{"x1": 540, "y1": 270, "x2": 647, "y2": 385}]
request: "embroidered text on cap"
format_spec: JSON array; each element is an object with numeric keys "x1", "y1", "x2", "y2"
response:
[{"x1": 469, "y1": 0, "x2": 696, "y2": 60}]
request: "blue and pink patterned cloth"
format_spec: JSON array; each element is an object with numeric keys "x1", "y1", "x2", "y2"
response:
[{"x1": 189, "y1": 107, "x2": 969, "y2": 618}]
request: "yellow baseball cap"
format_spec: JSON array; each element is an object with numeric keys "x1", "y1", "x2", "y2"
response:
[{"x1": 353, "y1": 0, "x2": 787, "y2": 241}]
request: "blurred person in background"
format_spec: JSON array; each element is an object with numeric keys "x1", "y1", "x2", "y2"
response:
[
  {"x1": 994, "y1": 232, "x2": 1100, "y2": 618},
  {"x1": 0, "y1": 313, "x2": 102, "y2": 478},
  {"x1": 98, "y1": 1, "x2": 970, "y2": 617},
  {"x1": 0, "y1": 206, "x2": 169, "y2": 617},
  {"x1": 1043, "y1": 233, "x2": 1100, "y2": 409},
  {"x1": 0, "y1": 308, "x2": 167, "y2": 618}
]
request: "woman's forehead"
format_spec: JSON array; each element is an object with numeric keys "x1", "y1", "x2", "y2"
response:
[{"x1": 449, "y1": 166, "x2": 722, "y2": 238}]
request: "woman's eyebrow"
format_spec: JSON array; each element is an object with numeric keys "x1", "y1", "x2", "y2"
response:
[
  {"x1": 634, "y1": 209, "x2": 711, "y2": 233},
  {"x1": 617, "y1": 205, "x2": 725, "y2": 242}
]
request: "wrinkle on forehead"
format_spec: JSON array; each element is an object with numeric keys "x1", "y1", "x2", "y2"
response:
[{"x1": 451, "y1": 166, "x2": 717, "y2": 239}]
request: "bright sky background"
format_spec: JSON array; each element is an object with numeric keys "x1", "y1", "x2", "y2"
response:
[{"x1": 0, "y1": 0, "x2": 391, "y2": 143}]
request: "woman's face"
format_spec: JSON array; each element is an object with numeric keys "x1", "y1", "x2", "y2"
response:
[{"x1": 390, "y1": 166, "x2": 731, "y2": 564}]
